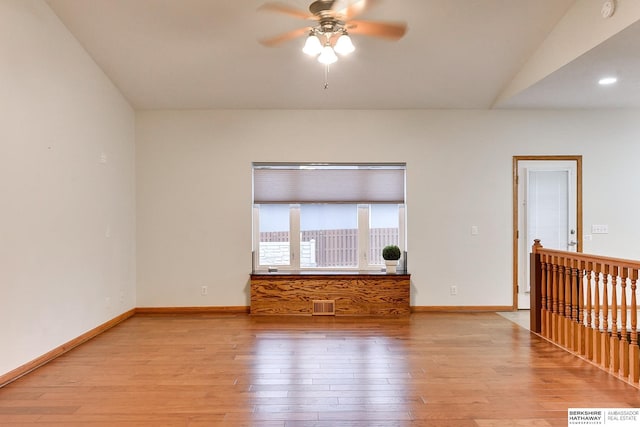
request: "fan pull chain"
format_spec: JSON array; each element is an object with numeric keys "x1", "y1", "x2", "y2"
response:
[{"x1": 324, "y1": 64, "x2": 330, "y2": 89}]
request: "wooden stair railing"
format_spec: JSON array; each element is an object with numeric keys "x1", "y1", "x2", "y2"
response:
[{"x1": 530, "y1": 240, "x2": 640, "y2": 386}]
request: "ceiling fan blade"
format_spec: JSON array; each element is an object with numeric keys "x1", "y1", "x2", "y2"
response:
[
  {"x1": 347, "y1": 20, "x2": 407, "y2": 40},
  {"x1": 258, "y1": 2, "x2": 314, "y2": 20},
  {"x1": 259, "y1": 27, "x2": 311, "y2": 47},
  {"x1": 335, "y1": 0, "x2": 379, "y2": 20}
]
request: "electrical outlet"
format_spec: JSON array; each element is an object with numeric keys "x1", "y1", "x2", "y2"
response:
[
  {"x1": 450, "y1": 285, "x2": 458, "y2": 296},
  {"x1": 201, "y1": 286, "x2": 208, "y2": 296}
]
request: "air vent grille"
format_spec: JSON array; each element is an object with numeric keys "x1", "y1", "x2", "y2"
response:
[{"x1": 312, "y1": 300, "x2": 335, "y2": 316}]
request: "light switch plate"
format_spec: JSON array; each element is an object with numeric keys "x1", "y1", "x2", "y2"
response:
[{"x1": 591, "y1": 224, "x2": 609, "y2": 234}]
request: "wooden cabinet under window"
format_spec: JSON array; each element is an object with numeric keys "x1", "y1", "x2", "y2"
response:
[{"x1": 250, "y1": 273, "x2": 410, "y2": 316}]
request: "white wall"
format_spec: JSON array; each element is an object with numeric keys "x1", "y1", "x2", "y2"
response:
[
  {"x1": 0, "y1": 0, "x2": 136, "y2": 376},
  {"x1": 136, "y1": 109, "x2": 640, "y2": 309}
]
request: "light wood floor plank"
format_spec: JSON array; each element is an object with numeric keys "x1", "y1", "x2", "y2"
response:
[{"x1": 1, "y1": 312, "x2": 639, "y2": 426}]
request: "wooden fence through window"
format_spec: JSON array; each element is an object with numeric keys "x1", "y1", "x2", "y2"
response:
[{"x1": 260, "y1": 228, "x2": 398, "y2": 267}]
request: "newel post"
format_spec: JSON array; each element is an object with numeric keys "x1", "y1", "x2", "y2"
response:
[{"x1": 530, "y1": 239, "x2": 543, "y2": 333}]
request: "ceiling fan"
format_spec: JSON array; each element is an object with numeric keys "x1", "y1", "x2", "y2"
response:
[{"x1": 258, "y1": 0, "x2": 407, "y2": 65}]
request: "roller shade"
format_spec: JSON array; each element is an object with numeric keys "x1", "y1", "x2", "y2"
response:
[{"x1": 253, "y1": 164, "x2": 405, "y2": 204}]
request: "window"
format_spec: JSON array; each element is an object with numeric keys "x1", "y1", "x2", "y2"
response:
[
  {"x1": 253, "y1": 163, "x2": 406, "y2": 271},
  {"x1": 301, "y1": 204, "x2": 358, "y2": 268},
  {"x1": 257, "y1": 204, "x2": 290, "y2": 266},
  {"x1": 369, "y1": 204, "x2": 400, "y2": 265}
]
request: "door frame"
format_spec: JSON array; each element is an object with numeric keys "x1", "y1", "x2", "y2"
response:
[{"x1": 512, "y1": 155, "x2": 583, "y2": 310}]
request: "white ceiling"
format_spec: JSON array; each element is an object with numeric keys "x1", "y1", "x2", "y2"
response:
[{"x1": 44, "y1": 0, "x2": 640, "y2": 110}]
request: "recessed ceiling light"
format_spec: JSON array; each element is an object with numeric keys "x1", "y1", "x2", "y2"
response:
[{"x1": 598, "y1": 77, "x2": 618, "y2": 85}]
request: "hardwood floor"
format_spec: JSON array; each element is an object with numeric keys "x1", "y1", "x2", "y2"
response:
[{"x1": 1, "y1": 312, "x2": 639, "y2": 426}]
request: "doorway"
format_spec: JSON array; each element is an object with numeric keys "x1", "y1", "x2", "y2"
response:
[{"x1": 512, "y1": 156, "x2": 582, "y2": 310}]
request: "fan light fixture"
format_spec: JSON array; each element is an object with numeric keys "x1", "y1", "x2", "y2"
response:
[
  {"x1": 318, "y1": 43, "x2": 339, "y2": 64},
  {"x1": 334, "y1": 33, "x2": 355, "y2": 54},
  {"x1": 303, "y1": 29, "x2": 355, "y2": 63},
  {"x1": 302, "y1": 34, "x2": 323, "y2": 55},
  {"x1": 258, "y1": 0, "x2": 408, "y2": 88}
]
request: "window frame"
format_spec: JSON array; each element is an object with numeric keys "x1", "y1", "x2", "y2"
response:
[
  {"x1": 253, "y1": 203, "x2": 405, "y2": 272},
  {"x1": 252, "y1": 162, "x2": 406, "y2": 272}
]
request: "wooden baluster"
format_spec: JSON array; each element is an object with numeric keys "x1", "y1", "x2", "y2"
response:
[
  {"x1": 546, "y1": 254, "x2": 553, "y2": 339},
  {"x1": 620, "y1": 267, "x2": 629, "y2": 378},
  {"x1": 578, "y1": 261, "x2": 586, "y2": 355},
  {"x1": 540, "y1": 256, "x2": 548, "y2": 337},
  {"x1": 571, "y1": 262, "x2": 579, "y2": 352},
  {"x1": 600, "y1": 264, "x2": 610, "y2": 369},
  {"x1": 552, "y1": 260, "x2": 559, "y2": 343},
  {"x1": 564, "y1": 258, "x2": 571, "y2": 347},
  {"x1": 630, "y1": 269, "x2": 639, "y2": 384},
  {"x1": 610, "y1": 265, "x2": 619, "y2": 373},
  {"x1": 585, "y1": 263, "x2": 593, "y2": 360},
  {"x1": 601, "y1": 265, "x2": 609, "y2": 332},
  {"x1": 557, "y1": 261, "x2": 565, "y2": 346},
  {"x1": 593, "y1": 263, "x2": 601, "y2": 364}
]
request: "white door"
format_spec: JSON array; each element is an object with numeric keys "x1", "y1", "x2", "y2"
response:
[{"x1": 517, "y1": 161, "x2": 578, "y2": 309}]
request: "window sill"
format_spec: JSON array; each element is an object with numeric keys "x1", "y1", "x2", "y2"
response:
[{"x1": 251, "y1": 270, "x2": 409, "y2": 277}]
